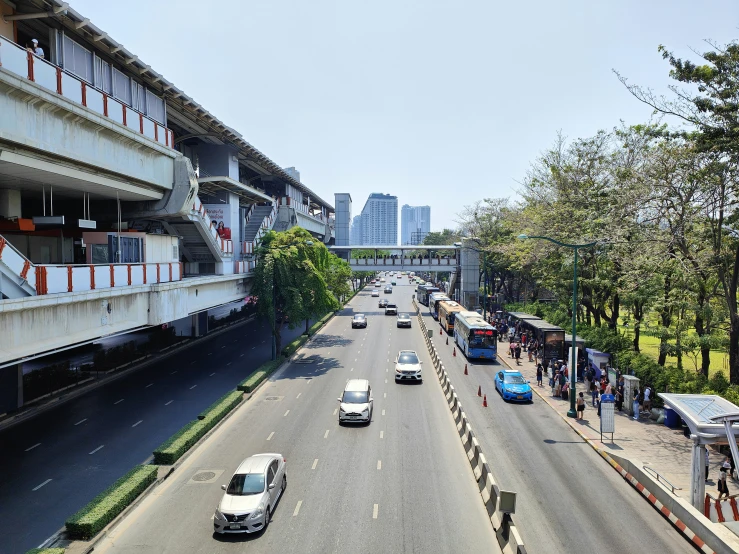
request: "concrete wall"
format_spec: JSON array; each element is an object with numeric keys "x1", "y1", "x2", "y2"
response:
[
  {"x1": 194, "y1": 143, "x2": 239, "y2": 180},
  {"x1": 145, "y1": 234, "x2": 179, "y2": 263},
  {"x1": 460, "y1": 239, "x2": 480, "y2": 310}
]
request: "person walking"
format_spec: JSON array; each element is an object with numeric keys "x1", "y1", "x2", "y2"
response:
[
  {"x1": 576, "y1": 392, "x2": 586, "y2": 420},
  {"x1": 514, "y1": 344, "x2": 522, "y2": 365},
  {"x1": 719, "y1": 463, "x2": 730, "y2": 499},
  {"x1": 590, "y1": 380, "x2": 598, "y2": 407},
  {"x1": 643, "y1": 385, "x2": 653, "y2": 413},
  {"x1": 554, "y1": 370, "x2": 562, "y2": 397},
  {"x1": 536, "y1": 364, "x2": 543, "y2": 387},
  {"x1": 633, "y1": 388, "x2": 641, "y2": 421}
]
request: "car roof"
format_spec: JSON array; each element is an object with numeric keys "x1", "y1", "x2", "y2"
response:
[
  {"x1": 397, "y1": 313, "x2": 410, "y2": 317},
  {"x1": 345, "y1": 378, "x2": 370, "y2": 391},
  {"x1": 235, "y1": 453, "x2": 279, "y2": 474}
]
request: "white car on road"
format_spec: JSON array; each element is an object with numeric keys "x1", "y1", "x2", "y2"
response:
[
  {"x1": 338, "y1": 379, "x2": 373, "y2": 424},
  {"x1": 214, "y1": 453, "x2": 286, "y2": 534},
  {"x1": 394, "y1": 350, "x2": 423, "y2": 383},
  {"x1": 371, "y1": 289, "x2": 380, "y2": 297}
]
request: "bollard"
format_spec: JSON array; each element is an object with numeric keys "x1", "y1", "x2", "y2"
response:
[
  {"x1": 446, "y1": 337, "x2": 449, "y2": 345},
  {"x1": 440, "y1": 328, "x2": 442, "y2": 335},
  {"x1": 453, "y1": 348, "x2": 456, "y2": 357},
  {"x1": 483, "y1": 394, "x2": 488, "y2": 407},
  {"x1": 478, "y1": 385, "x2": 482, "y2": 397},
  {"x1": 464, "y1": 364, "x2": 468, "y2": 375}
]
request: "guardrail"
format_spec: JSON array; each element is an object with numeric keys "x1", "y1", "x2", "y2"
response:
[
  {"x1": 234, "y1": 260, "x2": 255, "y2": 274},
  {"x1": 0, "y1": 36, "x2": 173, "y2": 149},
  {"x1": 350, "y1": 258, "x2": 454, "y2": 266},
  {"x1": 643, "y1": 465, "x2": 682, "y2": 494},
  {"x1": 37, "y1": 262, "x2": 182, "y2": 295},
  {"x1": 412, "y1": 298, "x2": 528, "y2": 554}
]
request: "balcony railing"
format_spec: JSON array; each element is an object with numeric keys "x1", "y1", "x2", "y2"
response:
[
  {"x1": 0, "y1": 36, "x2": 173, "y2": 149},
  {"x1": 37, "y1": 262, "x2": 183, "y2": 295},
  {"x1": 349, "y1": 257, "x2": 455, "y2": 266}
]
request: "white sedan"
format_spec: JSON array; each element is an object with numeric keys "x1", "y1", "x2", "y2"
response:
[{"x1": 371, "y1": 289, "x2": 380, "y2": 297}]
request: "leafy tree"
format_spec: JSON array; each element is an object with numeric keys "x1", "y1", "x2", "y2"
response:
[
  {"x1": 252, "y1": 228, "x2": 338, "y2": 357},
  {"x1": 325, "y1": 254, "x2": 352, "y2": 303},
  {"x1": 423, "y1": 229, "x2": 460, "y2": 246}
]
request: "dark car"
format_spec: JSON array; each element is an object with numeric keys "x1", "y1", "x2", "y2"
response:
[
  {"x1": 384, "y1": 286, "x2": 392, "y2": 294},
  {"x1": 352, "y1": 314, "x2": 367, "y2": 328},
  {"x1": 379, "y1": 298, "x2": 389, "y2": 308}
]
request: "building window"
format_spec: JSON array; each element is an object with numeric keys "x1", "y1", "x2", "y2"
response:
[
  {"x1": 62, "y1": 35, "x2": 93, "y2": 83},
  {"x1": 113, "y1": 67, "x2": 132, "y2": 105},
  {"x1": 146, "y1": 90, "x2": 165, "y2": 124}
]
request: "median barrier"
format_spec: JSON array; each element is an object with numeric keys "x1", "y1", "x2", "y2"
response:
[
  {"x1": 25, "y1": 549, "x2": 66, "y2": 554},
  {"x1": 237, "y1": 358, "x2": 282, "y2": 392}
]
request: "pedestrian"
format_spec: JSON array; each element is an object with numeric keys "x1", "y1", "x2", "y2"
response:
[
  {"x1": 514, "y1": 344, "x2": 522, "y2": 365},
  {"x1": 590, "y1": 380, "x2": 598, "y2": 407},
  {"x1": 643, "y1": 385, "x2": 653, "y2": 413},
  {"x1": 705, "y1": 449, "x2": 710, "y2": 482},
  {"x1": 30, "y1": 38, "x2": 45, "y2": 59},
  {"x1": 554, "y1": 371, "x2": 562, "y2": 396},
  {"x1": 559, "y1": 371, "x2": 567, "y2": 399},
  {"x1": 604, "y1": 381, "x2": 612, "y2": 395},
  {"x1": 521, "y1": 332, "x2": 527, "y2": 352},
  {"x1": 615, "y1": 384, "x2": 623, "y2": 412},
  {"x1": 719, "y1": 463, "x2": 730, "y2": 499},
  {"x1": 576, "y1": 392, "x2": 585, "y2": 420},
  {"x1": 536, "y1": 364, "x2": 543, "y2": 387},
  {"x1": 528, "y1": 345, "x2": 534, "y2": 363},
  {"x1": 633, "y1": 388, "x2": 641, "y2": 421}
]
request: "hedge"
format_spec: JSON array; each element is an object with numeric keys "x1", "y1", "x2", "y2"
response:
[
  {"x1": 25, "y1": 549, "x2": 66, "y2": 554},
  {"x1": 198, "y1": 390, "x2": 243, "y2": 420},
  {"x1": 153, "y1": 391, "x2": 243, "y2": 465},
  {"x1": 237, "y1": 359, "x2": 283, "y2": 392},
  {"x1": 282, "y1": 334, "x2": 310, "y2": 357},
  {"x1": 65, "y1": 465, "x2": 157, "y2": 540}
]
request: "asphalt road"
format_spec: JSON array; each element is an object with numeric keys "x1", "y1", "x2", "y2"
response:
[
  {"x1": 0, "y1": 313, "x2": 307, "y2": 554},
  {"x1": 418, "y1": 306, "x2": 697, "y2": 553},
  {"x1": 92, "y1": 281, "x2": 499, "y2": 554}
]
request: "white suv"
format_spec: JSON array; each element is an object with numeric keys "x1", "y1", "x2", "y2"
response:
[
  {"x1": 394, "y1": 350, "x2": 423, "y2": 383},
  {"x1": 338, "y1": 379, "x2": 373, "y2": 424}
]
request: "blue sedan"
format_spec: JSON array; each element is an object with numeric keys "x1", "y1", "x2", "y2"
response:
[{"x1": 494, "y1": 370, "x2": 533, "y2": 402}]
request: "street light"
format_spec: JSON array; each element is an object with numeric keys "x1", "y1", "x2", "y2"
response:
[
  {"x1": 268, "y1": 239, "x2": 313, "y2": 360},
  {"x1": 518, "y1": 234, "x2": 598, "y2": 418}
]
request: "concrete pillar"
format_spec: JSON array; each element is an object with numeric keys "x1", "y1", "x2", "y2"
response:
[
  {"x1": 460, "y1": 239, "x2": 480, "y2": 310},
  {"x1": 0, "y1": 363, "x2": 23, "y2": 414},
  {"x1": 691, "y1": 440, "x2": 706, "y2": 510},
  {"x1": 0, "y1": 189, "x2": 21, "y2": 219}
]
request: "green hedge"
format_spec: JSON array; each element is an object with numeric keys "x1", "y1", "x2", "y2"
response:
[
  {"x1": 307, "y1": 312, "x2": 334, "y2": 336},
  {"x1": 198, "y1": 390, "x2": 243, "y2": 420},
  {"x1": 282, "y1": 334, "x2": 310, "y2": 357},
  {"x1": 153, "y1": 391, "x2": 243, "y2": 465},
  {"x1": 25, "y1": 549, "x2": 66, "y2": 554},
  {"x1": 65, "y1": 465, "x2": 157, "y2": 540},
  {"x1": 238, "y1": 359, "x2": 283, "y2": 392}
]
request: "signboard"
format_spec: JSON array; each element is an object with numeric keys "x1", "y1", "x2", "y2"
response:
[
  {"x1": 600, "y1": 393, "x2": 615, "y2": 441},
  {"x1": 203, "y1": 204, "x2": 232, "y2": 240}
]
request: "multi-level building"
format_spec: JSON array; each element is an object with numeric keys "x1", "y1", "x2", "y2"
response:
[
  {"x1": 401, "y1": 205, "x2": 431, "y2": 245},
  {"x1": 359, "y1": 193, "x2": 397, "y2": 246},
  {"x1": 350, "y1": 215, "x2": 363, "y2": 245},
  {"x1": 334, "y1": 194, "x2": 351, "y2": 246},
  {"x1": 0, "y1": 0, "x2": 334, "y2": 412}
]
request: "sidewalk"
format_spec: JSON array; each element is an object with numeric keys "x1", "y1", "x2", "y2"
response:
[{"x1": 500, "y1": 347, "x2": 737, "y2": 502}]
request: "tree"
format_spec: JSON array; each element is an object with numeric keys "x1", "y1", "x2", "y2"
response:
[
  {"x1": 252, "y1": 228, "x2": 339, "y2": 357},
  {"x1": 423, "y1": 229, "x2": 460, "y2": 246},
  {"x1": 325, "y1": 254, "x2": 352, "y2": 303}
]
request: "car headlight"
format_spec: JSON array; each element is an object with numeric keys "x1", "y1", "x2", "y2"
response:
[
  {"x1": 214, "y1": 509, "x2": 226, "y2": 521},
  {"x1": 362, "y1": 408, "x2": 369, "y2": 415},
  {"x1": 339, "y1": 406, "x2": 346, "y2": 413},
  {"x1": 395, "y1": 367, "x2": 401, "y2": 373},
  {"x1": 251, "y1": 504, "x2": 265, "y2": 519}
]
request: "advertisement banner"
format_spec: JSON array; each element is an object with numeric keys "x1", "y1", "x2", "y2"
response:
[{"x1": 203, "y1": 204, "x2": 232, "y2": 240}]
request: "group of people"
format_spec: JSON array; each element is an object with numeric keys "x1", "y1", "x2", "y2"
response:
[{"x1": 706, "y1": 449, "x2": 736, "y2": 499}]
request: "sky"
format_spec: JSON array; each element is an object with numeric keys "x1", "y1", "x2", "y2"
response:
[{"x1": 70, "y1": 0, "x2": 738, "y2": 231}]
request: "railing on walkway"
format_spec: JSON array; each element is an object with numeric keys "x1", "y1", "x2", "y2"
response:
[
  {"x1": 643, "y1": 465, "x2": 682, "y2": 494},
  {"x1": 0, "y1": 36, "x2": 173, "y2": 149},
  {"x1": 37, "y1": 262, "x2": 182, "y2": 295},
  {"x1": 704, "y1": 492, "x2": 739, "y2": 522},
  {"x1": 242, "y1": 203, "x2": 278, "y2": 255},
  {"x1": 349, "y1": 257, "x2": 455, "y2": 266},
  {"x1": 234, "y1": 260, "x2": 255, "y2": 274},
  {"x1": 191, "y1": 197, "x2": 234, "y2": 256}
]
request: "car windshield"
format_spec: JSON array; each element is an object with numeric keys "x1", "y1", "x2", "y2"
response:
[
  {"x1": 354, "y1": 315, "x2": 365, "y2": 320},
  {"x1": 342, "y1": 391, "x2": 369, "y2": 403},
  {"x1": 504, "y1": 374, "x2": 526, "y2": 385},
  {"x1": 398, "y1": 315, "x2": 409, "y2": 320},
  {"x1": 227, "y1": 472, "x2": 265, "y2": 496},
  {"x1": 398, "y1": 353, "x2": 419, "y2": 364}
]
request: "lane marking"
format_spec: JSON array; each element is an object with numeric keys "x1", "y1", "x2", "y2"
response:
[
  {"x1": 312, "y1": 459, "x2": 318, "y2": 470},
  {"x1": 171, "y1": 370, "x2": 178, "y2": 375},
  {"x1": 324, "y1": 430, "x2": 330, "y2": 439},
  {"x1": 33, "y1": 479, "x2": 52, "y2": 491},
  {"x1": 377, "y1": 460, "x2": 382, "y2": 470},
  {"x1": 251, "y1": 347, "x2": 256, "y2": 350},
  {"x1": 222, "y1": 345, "x2": 226, "y2": 349},
  {"x1": 380, "y1": 431, "x2": 384, "y2": 439},
  {"x1": 333, "y1": 408, "x2": 338, "y2": 415},
  {"x1": 25, "y1": 443, "x2": 41, "y2": 452},
  {"x1": 74, "y1": 418, "x2": 87, "y2": 426},
  {"x1": 240, "y1": 353, "x2": 244, "y2": 357},
  {"x1": 293, "y1": 500, "x2": 302, "y2": 516},
  {"x1": 307, "y1": 379, "x2": 312, "y2": 384},
  {"x1": 385, "y1": 368, "x2": 388, "y2": 373},
  {"x1": 355, "y1": 358, "x2": 357, "y2": 362},
  {"x1": 208, "y1": 353, "x2": 212, "y2": 356},
  {"x1": 209, "y1": 372, "x2": 216, "y2": 377},
  {"x1": 227, "y1": 362, "x2": 232, "y2": 366},
  {"x1": 382, "y1": 410, "x2": 385, "y2": 416},
  {"x1": 350, "y1": 368, "x2": 354, "y2": 372},
  {"x1": 190, "y1": 385, "x2": 197, "y2": 390},
  {"x1": 191, "y1": 361, "x2": 196, "y2": 365},
  {"x1": 165, "y1": 400, "x2": 173, "y2": 406},
  {"x1": 385, "y1": 379, "x2": 387, "y2": 384},
  {"x1": 284, "y1": 410, "x2": 290, "y2": 417},
  {"x1": 373, "y1": 504, "x2": 379, "y2": 519},
  {"x1": 114, "y1": 399, "x2": 124, "y2": 405},
  {"x1": 267, "y1": 432, "x2": 275, "y2": 441},
  {"x1": 384, "y1": 393, "x2": 386, "y2": 398},
  {"x1": 296, "y1": 393, "x2": 302, "y2": 399},
  {"x1": 89, "y1": 445, "x2": 104, "y2": 455},
  {"x1": 132, "y1": 420, "x2": 143, "y2": 428},
  {"x1": 145, "y1": 383, "x2": 153, "y2": 388},
  {"x1": 262, "y1": 341, "x2": 265, "y2": 344}
]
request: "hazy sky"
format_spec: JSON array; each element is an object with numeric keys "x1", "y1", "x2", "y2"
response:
[{"x1": 71, "y1": 0, "x2": 738, "y2": 231}]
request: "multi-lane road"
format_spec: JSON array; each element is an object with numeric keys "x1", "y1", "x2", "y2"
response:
[
  {"x1": 91, "y1": 282, "x2": 499, "y2": 553},
  {"x1": 0, "y1": 314, "x2": 308, "y2": 554}
]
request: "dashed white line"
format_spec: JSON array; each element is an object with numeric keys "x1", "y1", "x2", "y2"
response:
[
  {"x1": 209, "y1": 372, "x2": 216, "y2": 377},
  {"x1": 25, "y1": 443, "x2": 41, "y2": 452},
  {"x1": 380, "y1": 431, "x2": 384, "y2": 439},
  {"x1": 190, "y1": 385, "x2": 197, "y2": 390},
  {"x1": 333, "y1": 408, "x2": 338, "y2": 415},
  {"x1": 296, "y1": 393, "x2": 302, "y2": 399},
  {"x1": 227, "y1": 362, "x2": 232, "y2": 366},
  {"x1": 267, "y1": 432, "x2": 275, "y2": 441},
  {"x1": 324, "y1": 430, "x2": 330, "y2": 439},
  {"x1": 221, "y1": 345, "x2": 226, "y2": 349},
  {"x1": 191, "y1": 361, "x2": 196, "y2": 365},
  {"x1": 165, "y1": 400, "x2": 173, "y2": 406},
  {"x1": 132, "y1": 420, "x2": 143, "y2": 428},
  {"x1": 74, "y1": 418, "x2": 87, "y2": 426},
  {"x1": 171, "y1": 370, "x2": 178, "y2": 374},
  {"x1": 293, "y1": 500, "x2": 303, "y2": 516},
  {"x1": 32, "y1": 479, "x2": 52, "y2": 491},
  {"x1": 384, "y1": 379, "x2": 387, "y2": 384},
  {"x1": 89, "y1": 445, "x2": 104, "y2": 455},
  {"x1": 240, "y1": 354, "x2": 244, "y2": 357},
  {"x1": 312, "y1": 459, "x2": 318, "y2": 470},
  {"x1": 251, "y1": 347, "x2": 256, "y2": 350},
  {"x1": 284, "y1": 410, "x2": 290, "y2": 417},
  {"x1": 307, "y1": 379, "x2": 312, "y2": 384},
  {"x1": 382, "y1": 409, "x2": 385, "y2": 416},
  {"x1": 384, "y1": 392, "x2": 386, "y2": 398},
  {"x1": 373, "y1": 504, "x2": 379, "y2": 519},
  {"x1": 145, "y1": 383, "x2": 153, "y2": 388},
  {"x1": 114, "y1": 399, "x2": 124, "y2": 405},
  {"x1": 377, "y1": 460, "x2": 382, "y2": 470}
]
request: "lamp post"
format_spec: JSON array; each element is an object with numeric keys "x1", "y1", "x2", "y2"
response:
[
  {"x1": 269, "y1": 239, "x2": 313, "y2": 360},
  {"x1": 518, "y1": 234, "x2": 598, "y2": 418}
]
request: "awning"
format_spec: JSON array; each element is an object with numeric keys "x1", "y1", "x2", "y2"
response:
[{"x1": 197, "y1": 176, "x2": 273, "y2": 205}]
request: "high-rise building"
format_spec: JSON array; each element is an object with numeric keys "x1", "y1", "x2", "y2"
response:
[
  {"x1": 401, "y1": 204, "x2": 431, "y2": 245},
  {"x1": 359, "y1": 193, "x2": 398, "y2": 245},
  {"x1": 334, "y1": 193, "x2": 352, "y2": 246},
  {"x1": 351, "y1": 215, "x2": 363, "y2": 245}
]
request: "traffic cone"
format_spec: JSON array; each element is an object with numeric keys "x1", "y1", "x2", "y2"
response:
[
  {"x1": 464, "y1": 364, "x2": 468, "y2": 375},
  {"x1": 477, "y1": 385, "x2": 481, "y2": 396},
  {"x1": 453, "y1": 348, "x2": 457, "y2": 357},
  {"x1": 483, "y1": 394, "x2": 488, "y2": 407},
  {"x1": 446, "y1": 337, "x2": 449, "y2": 345}
]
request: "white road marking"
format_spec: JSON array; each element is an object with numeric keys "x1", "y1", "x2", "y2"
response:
[
  {"x1": 227, "y1": 362, "x2": 232, "y2": 366},
  {"x1": 222, "y1": 345, "x2": 226, "y2": 349},
  {"x1": 240, "y1": 354, "x2": 244, "y2": 357},
  {"x1": 307, "y1": 379, "x2": 312, "y2": 384},
  {"x1": 284, "y1": 410, "x2": 290, "y2": 417},
  {"x1": 89, "y1": 445, "x2": 104, "y2": 455},
  {"x1": 385, "y1": 368, "x2": 388, "y2": 373},
  {"x1": 333, "y1": 408, "x2": 338, "y2": 415},
  {"x1": 132, "y1": 420, "x2": 143, "y2": 428},
  {"x1": 262, "y1": 341, "x2": 265, "y2": 344},
  {"x1": 296, "y1": 393, "x2": 302, "y2": 399},
  {"x1": 377, "y1": 460, "x2": 382, "y2": 470},
  {"x1": 209, "y1": 372, "x2": 216, "y2": 377},
  {"x1": 145, "y1": 383, "x2": 153, "y2": 388},
  {"x1": 385, "y1": 379, "x2": 387, "y2": 384},
  {"x1": 208, "y1": 353, "x2": 212, "y2": 356},
  {"x1": 32, "y1": 479, "x2": 52, "y2": 491},
  {"x1": 384, "y1": 393, "x2": 386, "y2": 398},
  {"x1": 114, "y1": 399, "x2": 124, "y2": 405},
  {"x1": 191, "y1": 361, "x2": 196, "y2": 365},
  {"x1": 25, "y1": 443, "x2": 41, "y2": 452},
  {"x1": 190, "y1": 385, "x2": 197, "y2": 390},
  {"x1": 267, "y1": 432, "x2": 275, "y2": 441},
  {"x1": 357, "y1": 351, "x2": 360, "y2": 354},
  {"x1": 293, "y1": 500, "x2": 303, "y2": 516},
  {"x1": 312, "y1": 459, "x2": 318, "y2": 470},
  {"x1": 251, "y1": 347, "x2": 255, "y2": 350},
  {"x1": 382, "y1": 410, "x2": 385, "y2": 416},
  {"x1": 234, "y1": 340, "x2": 238, "y2": 343},
  {"x1": 171, "y1": 370, "x2": 178, "y2": 374},
  {"x1": 74, "y1": 418, "x2": 87, "y2": 426},
  {"x1": 324, "y1": 430, "x2": 330, "y2": 439},
  {"x1": 373, "y1": 504, "x2": 379, "y2": 519},
  {"x1": 380, "y1": 431, "x2": 384, "y2": 439},
  {"x1": 165, "y1": 400, "x2": 173, "y2": 406}
]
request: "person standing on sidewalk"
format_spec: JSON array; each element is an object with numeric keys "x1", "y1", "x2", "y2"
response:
[
  {"x1": 718, "y1": 463, "x2": 730, "y2": 499},
  {"x1": 514, "y1": 343, "x2": 522, "y2": 365},
  {"x1": 643, "y1": 385, "x2": 652, "y2": 413},
  {"x1": 590, "y1": 380, "x2": 598, "y2": 407},
  {"x1": 536, "y1": 364, "x2": 543, "y2": 387},
  {"x1": 576, "y1": 392, "x2": 585, "y2": 420},
  {"x1": 633, "y1": 388, "x2": 641, "y2": 421}
]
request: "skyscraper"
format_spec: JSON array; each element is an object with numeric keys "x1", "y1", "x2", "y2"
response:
[
  {"x1": 334, "y1": 193, "x2": 352, "y2": 246},
  {"x1": 359, "y1": 193, "x2": 398, "y2": 245},
  {"x1": 350, "y1": 215, "x2": 363, "y2": 245},
  {"x1": 401, "y1": 204, "x2": 431, "y2": 245}
]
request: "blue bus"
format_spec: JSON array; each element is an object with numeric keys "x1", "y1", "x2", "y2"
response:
[
  {"x1": 429, "y1": 292, "x2": 450, "y2": 319},
  {"x1": 417, "y1": 284, "x2": 439, "y2": 306},
  {"x1": 454, "y1": 311, "x2": 497, "y2": 360}
]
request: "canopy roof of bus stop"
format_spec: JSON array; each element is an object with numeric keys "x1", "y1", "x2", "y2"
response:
[
  {"x1": 658, "y1": 393, "x2": 739, "y2": 444},
  {"x1": 508, "y1": 312, "x2": 542, "y2": 321},
  {"x1": 519, "y1": 319, "x2": 564, "y2": 332}
]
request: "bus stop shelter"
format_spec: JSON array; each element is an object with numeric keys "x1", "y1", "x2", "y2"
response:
[{"x1": 658, "y1": 393, "x2": 739, "y2": 510}]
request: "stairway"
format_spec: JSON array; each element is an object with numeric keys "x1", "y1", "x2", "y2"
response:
[
  {"x1": 449, "y1": 266, "x2": 461, "y2": 303},
  {"x1": 244, "y1": 205, "x2": 275, "y2": 245},
  {"x1": 0, "y1": 235, "x2": 36, "y2": 298}
]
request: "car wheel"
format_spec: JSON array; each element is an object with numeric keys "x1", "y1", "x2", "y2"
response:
[
  {"x1": 263, "y1": 508, "x2": 270, "y2": 532},
  {"x1": 282, "y1": 474, "x2": 287, "y2": 492}
]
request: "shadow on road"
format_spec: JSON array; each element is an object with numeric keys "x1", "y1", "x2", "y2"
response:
[{"x1": 303, "y1": 334, "x2": 354, "y2": 349}]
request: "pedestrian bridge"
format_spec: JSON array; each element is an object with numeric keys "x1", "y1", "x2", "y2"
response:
[{"x1": 329, "y1": 245, "x2": 460, "y2": 272}]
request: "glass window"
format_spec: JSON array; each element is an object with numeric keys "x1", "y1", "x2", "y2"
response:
[
  {"x1": 268, "y1": 462, "x2": 277, "y2": 483},
  {"x1": 504, "y1": 374, "x2": 527, "y2": 384},
  {"x1": 113, "y1": 67, "x2": 131, "y2": 105},
  {"x1": 227, "y1": 473, "x2": 265, "y2": 496},
  {"x1": 342, "y1": 391, "x2": 369, "y2": 403},
  {"x1": 63, "y1": 36, "x2": 93, "y2": 83},
  {"x1": 146, "y1": 89, "x2": 165, "y2": 124},
  {"x1": 398, "y1": 353, "x2": 419, "y2": 364}
]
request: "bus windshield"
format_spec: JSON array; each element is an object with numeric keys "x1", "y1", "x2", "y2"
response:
[{"x1": 468, "y1": 330, "x2": 496, "y2": 348}]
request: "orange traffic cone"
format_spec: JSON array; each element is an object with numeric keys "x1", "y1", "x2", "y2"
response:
[
  {"x1": 477, "y1": 385, "x2": 481, "y2": 396},
  {"x1": 453, "y1": 348, "x2": 457, "y2": 357},
  {"x1": 483, "y1": 394, "x2": 488, "y2": 407}
]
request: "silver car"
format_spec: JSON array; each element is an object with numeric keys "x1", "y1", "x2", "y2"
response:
[
  {"x1": 397, "y1": 313, "x2": 412, "y2": 328},
  {"x1": 213, "y1": 453, "x2": 286, "y2": 534},
  {"x1": 394, "y1": 350, "x2": 423, "y2": 383}
]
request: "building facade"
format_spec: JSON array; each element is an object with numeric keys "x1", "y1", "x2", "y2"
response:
[
  {"x1": 351, "y1": 215, "x2": 363, "y2": 245},
  {"x1": 359, "y1": 193, "x2": 397, "y2": 246},
  {"x1": 401, "y1": 205, "x2": 431, "y2": 245},
  {"x1": 334, "y1": 193, "x2": 352, "y2": 246}
]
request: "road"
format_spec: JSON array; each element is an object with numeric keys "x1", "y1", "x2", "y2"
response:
[
  {"x1": 92, "y1": 282, "x2": 498, "y2": 554},
  {"x1": 417, "y1": 305, "x2": 697, "y2": 553},
  {"x1": 0, "y1": 313, "x2": 307, "y2": 554}
]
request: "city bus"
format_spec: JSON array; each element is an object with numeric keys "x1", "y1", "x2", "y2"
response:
[
  {"x1": 417, "y1": 284, "x2": 439, "y2": 306},
  {"x1": 438, "y1": 300, "x2": 465, "y2": 334},
  {"x1": 429, "y1": 292, "x2": 451, "y2": 319},
  {"x1": 454, "y1": 311, "x2": 497, "y2": 360}
]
